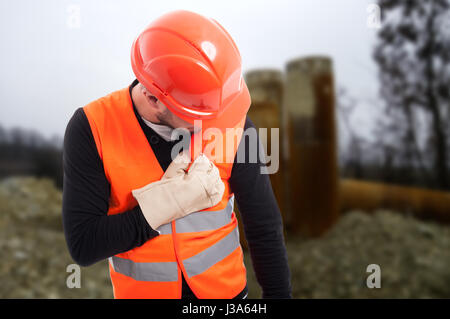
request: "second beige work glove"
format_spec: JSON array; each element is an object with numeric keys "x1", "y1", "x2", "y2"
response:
[{"x1": 131, "y1": 152, "x2": 225, "y2": 230}]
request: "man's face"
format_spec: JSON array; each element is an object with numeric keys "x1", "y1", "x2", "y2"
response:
[{"x1": 140, "y1": 84, "x2": 195, "y2": 133}]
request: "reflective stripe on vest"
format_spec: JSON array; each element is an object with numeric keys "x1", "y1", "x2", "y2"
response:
[
  {"x1": 155, "y1": 196, "x2": 235, "y2": 235},
  {"x1": 109, "y1": 257, "x2": 178, "y2": 282},
  {"x1": 109, "y1": 224, "x2": 240, "y2": 282},
  {"x1": 156, "y1": 223, "x2": 172, "y2": 235},
  {"x1": 184, "y1": 225, "x2": 240, "y2": 278}
]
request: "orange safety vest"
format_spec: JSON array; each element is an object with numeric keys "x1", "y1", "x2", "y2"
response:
[{"x1": 83, "y1": 87, "x2": 247, "y2": 298}]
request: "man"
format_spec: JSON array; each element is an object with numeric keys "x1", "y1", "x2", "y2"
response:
[{"x1": 62, "y1": 10, "x2": 291, "y2": 299}]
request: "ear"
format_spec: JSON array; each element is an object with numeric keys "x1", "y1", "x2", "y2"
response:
[{"x1": 142, "y1": 90, "x2": 163, "y2": 112}]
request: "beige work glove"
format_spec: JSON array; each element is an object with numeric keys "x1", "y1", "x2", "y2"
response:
[{"x1": 131, "y1": 152, "x2": 225, "y2": 230}]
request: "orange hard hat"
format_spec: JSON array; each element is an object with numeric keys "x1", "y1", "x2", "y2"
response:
[{"x1": 131, "y1": 10, "x2": 251, "y2": 131}]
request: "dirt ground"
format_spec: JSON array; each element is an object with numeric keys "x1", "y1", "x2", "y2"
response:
[{"x1": 1, "y1": 177, "x2": 449, "y2": 298}]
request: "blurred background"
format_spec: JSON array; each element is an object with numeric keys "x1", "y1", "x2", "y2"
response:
[{"x1": 1, "y1": 0, "x2": 450, "y2": 298}]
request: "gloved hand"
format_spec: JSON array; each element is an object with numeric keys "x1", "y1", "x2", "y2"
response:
[{"x1": 131, "y1": 152, "x2": 225, "y2": 230}]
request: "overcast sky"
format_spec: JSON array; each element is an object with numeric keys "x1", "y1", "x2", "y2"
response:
[{"x1": 0, "y1": 0, "x2": 379, "y2": 139}]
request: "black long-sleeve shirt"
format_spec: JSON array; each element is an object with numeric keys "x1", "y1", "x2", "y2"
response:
[{"x1": 62, "y1": 80, "x2": 291, "y2": 299}]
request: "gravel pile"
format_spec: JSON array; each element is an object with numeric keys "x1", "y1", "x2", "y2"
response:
[
  {"x1": 1, "y1": 177, "x2": 449, "y2": 298},
  {"x1": 246, "y1": 209, "x2": 450, "y2": 298},
  {"x1": 0, "y1": 177, "x2": 112, "y2": 298}
]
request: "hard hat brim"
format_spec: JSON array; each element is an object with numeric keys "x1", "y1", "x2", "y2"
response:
[{"x1": 166, "y1": 80, "x2": 251, "y2": 132}]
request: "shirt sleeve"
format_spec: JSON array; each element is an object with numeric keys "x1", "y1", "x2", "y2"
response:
[
  {"x1": 62, "y1": 107, "x2": 159, "y2": 267},
  {"x1": 229, "y1": 117, "x2": 292, "y2": 299}
]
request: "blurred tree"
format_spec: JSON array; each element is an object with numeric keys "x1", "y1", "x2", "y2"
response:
[
  {"x1": 0, "y1": 124, "x2": 5, "y2": 144},
  {"x1": 336, "y1": 87, "x2": 365, "y2": 179},
  {"x1": 0, "y1": 125, "x2": 63, "y2": 188},
  {"x1": 337, "y1": 87, "x2": 397, "y2": 184},
  {"x1": 374, "y1": 0, "x2": 450, "y2": 189}
]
